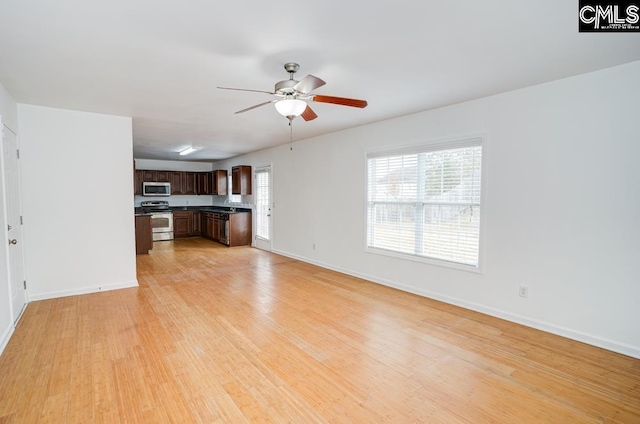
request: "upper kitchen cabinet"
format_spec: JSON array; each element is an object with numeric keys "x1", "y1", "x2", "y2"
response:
[
  {"x1": 183, "y1": 172, "x2": 197, "y2": 195},
  {"x1": 170, "y1": 172, "x2": 183, "y2": 195},
  {"x1": 156, "y1": 170, "x2": 171, "y2": 182},
  {"x1": 212, "y1": 170, "x2": 227, "y2": 195},
  {"x1": 134, "y1": 167, "x2": 217, "y2": 196},
  {"x1": 142, "y1": 170, "x2": 156, "y2": 182},
  {"x1": 232, "y1": 166, "x2": 252, "y2": 195},
  {"x1": 196, "y1": 172, "x2": 212, "y2": 195},
  {"x1": 134, "y1": 170, "x2": 143, "y2": 195}
]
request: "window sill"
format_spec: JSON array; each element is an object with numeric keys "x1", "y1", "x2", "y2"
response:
[{"x1": 364, "y1": 246, "x2": 483, "y2": 274}]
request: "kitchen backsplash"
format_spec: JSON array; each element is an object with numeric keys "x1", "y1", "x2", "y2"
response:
[{"x1": 134, "y1": 195, "x2": 253, "y2": 208}]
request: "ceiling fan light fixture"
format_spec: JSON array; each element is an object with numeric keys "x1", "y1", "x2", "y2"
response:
[
  {"x1": 275, "y1": 99, "x2": 307, "y2": 118},
  {"x1": 179, "y1": 146, "x2": 197, "y2": 156}
]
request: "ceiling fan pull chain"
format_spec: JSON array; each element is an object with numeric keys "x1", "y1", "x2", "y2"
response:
[{"x1": 289, "y1": 120, "x2": 293, "y2": 151}]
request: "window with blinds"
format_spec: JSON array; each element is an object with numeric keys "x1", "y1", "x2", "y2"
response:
[{"x1": 366, "y1": 138, "x2": 483, "y2": 269}]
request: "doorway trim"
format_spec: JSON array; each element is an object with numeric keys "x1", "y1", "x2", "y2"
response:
[{"x1": 254, "y1": 164, "x2": 272, "y2": 252}]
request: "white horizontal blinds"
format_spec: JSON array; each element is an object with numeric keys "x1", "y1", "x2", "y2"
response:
[
  {"x1": 255, "y1": 168, "x2": 270, "y2": 240},
  {"x1": 367, "y1": 140, "x2": 482, "y2": 267}
]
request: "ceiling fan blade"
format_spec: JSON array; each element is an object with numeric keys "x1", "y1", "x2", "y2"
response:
[
  {"x1": 293, "y1": 75, "x2": 326, "y2": 94},
  {"x1": 313, "y1": 95, "x2": 368, "y2": 108},
  {"x1": 234, "y1": 101, "x2": 275, "y2": 114},
  {"x1": 218, "y1": 87, "x2": 275, "y2": 95},
  {"x1": 301, "y1": 105, "x2": 318, "y2": 121}
]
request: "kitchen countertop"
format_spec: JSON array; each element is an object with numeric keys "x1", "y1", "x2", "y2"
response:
[{"x1": 134, "y1": 206, "x2": 252, "y2": 214}]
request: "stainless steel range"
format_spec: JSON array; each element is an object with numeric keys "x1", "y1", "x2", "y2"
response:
[{"x1": 141, "y1": 200, "x2": 174, "y2": 241}]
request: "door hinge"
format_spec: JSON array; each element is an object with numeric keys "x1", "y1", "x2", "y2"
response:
[
  {"x1": 20, "y1": 216, "x2": 23, "y2": 225},
  {"x1": 23, "y1": 280, "x2": 26, "y2": 290},
  {"x1": 16, "y1": 149, "x2": 19, "y2": 159}
]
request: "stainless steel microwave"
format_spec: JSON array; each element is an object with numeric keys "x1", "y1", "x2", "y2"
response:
[{"x1": 142, "y1": 182, "x2": 171, "y2": 196}]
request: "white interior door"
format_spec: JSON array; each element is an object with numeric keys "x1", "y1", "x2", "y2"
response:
[
  {"x1": 2, "y1": 125, "x2": 26, "y2": 323},
  {"x1": 254, "y1": 165, "x2": 272, "y2": 251}
]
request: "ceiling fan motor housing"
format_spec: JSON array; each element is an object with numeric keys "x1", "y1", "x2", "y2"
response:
[{"x1": 275, "y1": 79, "x2": 299, "y2": 95}]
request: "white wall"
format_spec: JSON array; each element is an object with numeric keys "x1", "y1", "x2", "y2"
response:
[
  {"x1": 18, "y1": 105, "x2": 137, "y2": 300},
  {"x1": 214, "y1": 61, "x2": 640, "y2": 358},
  {"x1": 134, "y1": 158, "x2": 213, "y2": 172},
  {"x1": 0, "y1": 82, "x2": 18, "y2": 354},
  {"x1": 0, "y1": 83, "x2": 18, "y2": 133}
]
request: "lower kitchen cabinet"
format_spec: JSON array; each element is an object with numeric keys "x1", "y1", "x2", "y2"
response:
[
  {"x1": 201, "y1": 211, "x2": 252, "y2": 247},
  {"x1": 228, "y1": 212, "x2": 252, "y2": 247},
  {"x1": 135, "y1": 215, "x2": 153, "y2": 255},
  {"x1": 173, "y1": 210, "x2": 202, "y2": 238},
  {"x1": 191, "y1": 211, "x2": 201, "y2": 235},
  {"x1": 173, "y1": 211, "x2": 191, "y2": 238},
  {"x1": 172, "y1": 209, "x2": 252, "y2": 245},
  {"x1": 201, "y1": 212, "x2": 218, "y2": 241}
]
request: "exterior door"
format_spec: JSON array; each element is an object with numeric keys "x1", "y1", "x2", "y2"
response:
[
  {"x1": 254, "y1": 165, "x2": 272, "y2": 251},
  {"x1": 2, "y1": 124, "x2": 26, "y2": 323}
]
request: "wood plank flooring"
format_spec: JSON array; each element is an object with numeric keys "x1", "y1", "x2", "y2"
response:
[{"x1": 0, "y1": 238, "x2": 639, "y2": 423}]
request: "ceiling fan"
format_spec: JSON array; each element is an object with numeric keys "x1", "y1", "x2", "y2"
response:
[{"x1": 217, "y1": 62, "x2": 368, "y2": 122}]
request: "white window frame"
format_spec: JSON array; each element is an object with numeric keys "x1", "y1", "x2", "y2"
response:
[{"x1": 364, "y1": 135, "x2": 486, "y2": 273}]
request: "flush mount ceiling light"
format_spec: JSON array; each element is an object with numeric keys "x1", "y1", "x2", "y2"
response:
[
  {"x1": 179, "y1": 146, "x2": 197, "y2": 156},
  {"x1": 274, "y1": 98, "x2": 307, "y2": 118}
]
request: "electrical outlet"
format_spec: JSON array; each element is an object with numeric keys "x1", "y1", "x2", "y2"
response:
[{"x1": 519, "y1": 285, "x2": 529, "y2": 298}]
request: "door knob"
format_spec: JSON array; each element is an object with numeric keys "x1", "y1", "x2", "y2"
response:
[{"x1": 9, "y1": 239, "x2": 17, "y2": 245}]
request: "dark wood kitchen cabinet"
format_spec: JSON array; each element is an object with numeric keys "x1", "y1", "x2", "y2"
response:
[
  {"x1": 135, "y1": 215, "x2": 153, "y2": 254},
  {"x1": 202, "y1": 212, "x2": 216, "y2": 240},
  {"x1": 200, "y1": 211, "x2": 251, "y2": 247},
  {"x1": 183, "y1": 172, "x2": 197, "y2": 195},
  {"x1": 142, "y1": 170, "x2": 156, "y2": 182},
  {"x1": 174, "y1": 210, "x2": 202, "y2": 237},
  {"x1": 156, "y1": 170, "x2": 171, "y2": 182},
  {"x1": 196, "y1": 172, "x2": 212, "y2": 195},
  {"x1": 213, "y1": 217, "x2": 221, "y2": 241},
  {"x1": 232, "y1": 165, "x2": 252, "y2": 195},
  {"x1": 212, "y1": 170, "x2": 227, "y2": 195},
  {"x1": 134, "y1": 170, "x2": 143, "y2": 195},
  {"x1": 170, "y1": 172, "x2": 184, "y2": 195},
  {"x1": 191, "y1": 211, "x2": 201, "y2": 235},
  {"x1": 134, "y1": 168, "x2": 218, "y2": 196},
  {"x1": 173, "y1": 211, "x2": 191, "y2": 238},
  {"x1": 228, "y1": 212, "x2": 252, "y2": 246}
]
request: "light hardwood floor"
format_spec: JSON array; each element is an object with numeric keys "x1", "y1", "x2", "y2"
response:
[{"x1": 0, "y1": 238, "x2": 638, "y2": 423}]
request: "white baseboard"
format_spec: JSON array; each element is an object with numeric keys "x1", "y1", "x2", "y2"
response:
[
  {"x1": 0, "y1": 323, "x2": 15, "y2": 357},
  {"x1": 272, "y1": 249, "x2": 640, "y2": 359},
  {"x1": 28, "y1": 280, "x2": 139, "y2": 302}
]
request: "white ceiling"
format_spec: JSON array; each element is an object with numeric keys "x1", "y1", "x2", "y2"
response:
[{"x1": 1, "y1": 1, "x2": 639, "y2": 161}]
